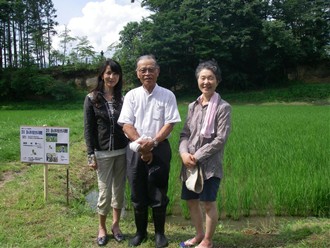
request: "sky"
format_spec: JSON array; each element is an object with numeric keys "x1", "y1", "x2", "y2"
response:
[{"x1": 51, "y1": 0, "x2": 152, "y2": 56}]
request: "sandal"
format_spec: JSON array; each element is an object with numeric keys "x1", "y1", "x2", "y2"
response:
[
  {"x1": 179, "y1": 238, "x2": 198, "y2": 248},
  {"x1": 194, "y1": 242, "x2": 214, "y2": 248}
]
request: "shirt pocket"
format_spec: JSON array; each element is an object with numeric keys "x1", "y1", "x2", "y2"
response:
[{"x1": 153, "y1": 103, "x2": 165, "y2": 121}]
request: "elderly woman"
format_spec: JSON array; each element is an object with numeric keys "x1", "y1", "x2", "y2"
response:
[{"x1": 179, "y1": 60, "x2": 231, "y2": 248}]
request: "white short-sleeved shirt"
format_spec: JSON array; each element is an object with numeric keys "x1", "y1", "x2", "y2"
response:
[{"x1": 118, "y1": 84, "x2": 181, "y2": 138}]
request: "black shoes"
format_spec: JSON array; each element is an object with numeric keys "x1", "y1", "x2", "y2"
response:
[
  {"x1": 129, "y1": 232, "x2": 148, "y2": 247},
  {"x1": 97, "y1": 235, "x2": 109, "y2": 246},
  {"x1": 128, "y1": 232, "x2": 168, "y2": 247},
  {"x1": 155, "y1": 233, "x2": 168, "y2": 248}
]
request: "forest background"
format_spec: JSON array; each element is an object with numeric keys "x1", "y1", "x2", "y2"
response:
[{"x1": 0, "y1": 0, "x2": 329, "y2": 101}]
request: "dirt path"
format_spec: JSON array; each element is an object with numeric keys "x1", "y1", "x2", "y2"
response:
[
  {"x1": 0, "y1": 170, "x2": 15, "y2": 188},
  {"x1": 0, "y1": 166, "x2": 28, "y2": 188}
]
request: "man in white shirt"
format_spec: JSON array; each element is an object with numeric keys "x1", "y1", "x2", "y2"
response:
[{"x1": 118, "y1": 54, "x2": 181, "y2": 248}]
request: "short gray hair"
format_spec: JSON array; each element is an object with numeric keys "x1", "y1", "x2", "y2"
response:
[
  {"x1": 195, "y1": 60, "x2": 222, "y2": 82},
  {"x1": 136, "y1": 54, "x2": 159, "y2": 69}
]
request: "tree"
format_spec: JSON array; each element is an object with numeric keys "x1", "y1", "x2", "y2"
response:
[
  {"x1": 115, "y1": 21, "x2": 146, "y2": 87},
  {"x1": 74, "y1": 36, "x2": 95, "y2": 64},
  {"x1": 116, "y1": 0, "x2": 329, "y2": 90},
  {"x1": 0, "y1": 0, "x2": 57, "y2": 68},
  {"x1": 271, "y1": 0, "x2": 330, "y2": 63},
  {"x1": 58, "y1": 25, "x2": 76, "y2": 65},
  {"x1": 44, "y1": 0, "x2": 58, "y2": 67}
]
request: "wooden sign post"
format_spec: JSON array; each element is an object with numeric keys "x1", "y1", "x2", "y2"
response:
[{"x1": 20, "y1": 126, "x2": 70, "y2": 204}]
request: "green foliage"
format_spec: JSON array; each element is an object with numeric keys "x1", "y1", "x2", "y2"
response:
[
  {"x1": 0, "y1": 71, "x2": 11, "y2": 97},
  {"x1": 222, "y1": 83, "x2": 330, "y2": 104},
  {"x1": 116, "y1": 0, "x2": 329, "y2": 90},
  {"x1": 9, "y1": 66, "x2": 67, "y2": 99},
  {"x1": 0, "y1": 65, "x2": 82, "y2": 101},
  {"x1": 10, "y1": 67, "x2": 36, "y2": 98},
  {"x1": 30, "y1": 74, "x2": 55, "y2": 95},
  {"x1": 45, "y1": 79, "x2": 76, "y2": 101}
]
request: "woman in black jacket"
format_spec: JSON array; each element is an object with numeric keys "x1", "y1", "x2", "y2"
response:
[{"x1": 84, "y1": 59, "x2": 128, "y2": 246}]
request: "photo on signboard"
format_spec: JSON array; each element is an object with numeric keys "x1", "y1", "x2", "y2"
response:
[
  {"x1": 46, "y1": 153, "x2": 58, "y2": 162},
  {"x1": 46, "y1": 133, "x2": 57, "y2": 142},
  {"x1": 56, "y1": 143, "x2": 68, "y2": 153}
]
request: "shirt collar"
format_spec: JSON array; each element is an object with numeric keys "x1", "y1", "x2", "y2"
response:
[{"x1": 142, "y1": 83, "x2": 159, "y2": 95}]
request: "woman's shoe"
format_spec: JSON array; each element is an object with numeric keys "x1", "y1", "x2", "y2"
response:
[
  {"x1": 97, "y1": 235, "x2": 109, "y2": 246},
  {"x1": 111, "y1": 228, "x2": 125, "y2": 242},
  {"x1": 179, "y1": 238, "x2": 198, "y2": 248}
]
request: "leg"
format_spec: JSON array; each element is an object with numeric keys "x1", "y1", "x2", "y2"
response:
[
  {"x1": 149, "y1": 144, "x2": 171, "y2": 248},
  {"x1": 126, "y1": 149, "x2": 149, "y2": 246},
  {"x1": 111, "y1": 208, "x2": 125, "y2": 242},
  {"x1": 153, "y1": 206, "x2": 168, "y2": 248},
  {"x1": 95, "y1": 153, "x2": 114, "y2": 246},
  {"x1": 111, "y1": 154, "x2": 126, "y2": 241},
  {"x1": 195, "y1": 177, "x2": 221, "y2": 248},
  {"x1": 111, "y1": 207, "x2": 121, "y2": 231},
  {"x1": 129, "y1": 207, "x2": 148, "y2": 246},
  {"x1": 97, "y1": 214, "x2": 109, "y2": 246},
  {"x1": 98, "y1": 214, "x2": 107, "y2": 237},
  {"x1": 196, "y1": 201, "x2": 218, "y2": 248},
  {"x1": 180, "y1": 179, "x2": 204, "y2": 247},
  {"x1": 186, "y1": 199, "x2": 205, "y2": 243}
]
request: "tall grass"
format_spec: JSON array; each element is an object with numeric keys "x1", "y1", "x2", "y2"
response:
[
  {"x1": 0, "y1": 104, "x2": 329, "y2": 220},
  {"x1": 221, "y1": 105, "x2": 330, "y2": 219}
]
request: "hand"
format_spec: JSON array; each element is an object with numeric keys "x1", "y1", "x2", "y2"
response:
[
  {"x1": 88, "y1": 162, "x2": 97, "y2": 170},
  {"x1": 138, "y1": 139, "x2": 154, "y2": 153},
  {"x1": 181, "y1": 152, "x2": 196, "y2": 168},
  {"x1": 88, "y1": 154, "x2": 97, "y2": 170},
  {"x1": 141, "y1": 151, "x2": 153, "y2": 165}
]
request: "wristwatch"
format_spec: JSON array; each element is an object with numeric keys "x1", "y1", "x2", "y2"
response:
[{"x1": 153, "y1": 138, "x2": 159, "y2": 147}]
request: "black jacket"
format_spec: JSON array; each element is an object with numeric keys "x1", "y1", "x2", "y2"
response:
[{"x1": 84, "y1": 92, "x2": 128, "y2": 155}]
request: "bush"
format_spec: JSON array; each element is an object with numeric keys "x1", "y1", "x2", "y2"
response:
[
  {"x1": 30, "y1": 74, "x2": 54, "y2": 96},
  {"x1": 10, "y1": 67, "x2": 35, "y2": 99},
  {"x1": 0, "y1": 67, "x2": 78, "y2": 101},
  {"x1": 46, "y1": 80, "x2": 76, "y2": 101}
]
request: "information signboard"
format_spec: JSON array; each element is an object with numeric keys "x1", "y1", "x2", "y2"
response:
[{"x1": 20, "y1": 126, "x2": 70, "y2": 165}]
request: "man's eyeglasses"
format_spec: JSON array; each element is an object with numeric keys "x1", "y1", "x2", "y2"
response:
[{"x1": 138, "y1": 67, "x2": 157, "y2": 74}]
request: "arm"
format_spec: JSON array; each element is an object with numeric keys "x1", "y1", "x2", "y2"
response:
[
  {"x1": 84, "y1": 95, "x2": 96, "y2": 154},
  {"x1": 122, "y1": 123, "x2": 154, "y2": 163},
  {"x1": 153, "y1": 123, "x2": 174, "y2": 144},
  {"x1": 122, "y1": 123, "x2": 140, "y2": 142},
  {"x1": 123, "y1": 119, "x2": 175, "y2": 152},
  {"x1": 139, "y1": 123, "x2": 175, "y2": 153},
  {"x1": 179, "y1": 104, "x2": 197, "y2": 168},
  {"x1": 83, "y1": 95, "x2": 97, "y2": 169}
]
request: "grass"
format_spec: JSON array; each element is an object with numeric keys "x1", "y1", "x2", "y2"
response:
[
  {"x1": 222, "y1": 105, "x2": 330, "y2": 219},
  {"x1": 0, "y1": 83, "x2": 329, "y2": 247}
]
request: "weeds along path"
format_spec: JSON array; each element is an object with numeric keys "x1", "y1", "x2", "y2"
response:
[
  {"x1": 0, "y1": 171, "x2": 14, "y2": 188},
  {"x1": 0, "y1": 164, "x2": 29, "y2": 188}
]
